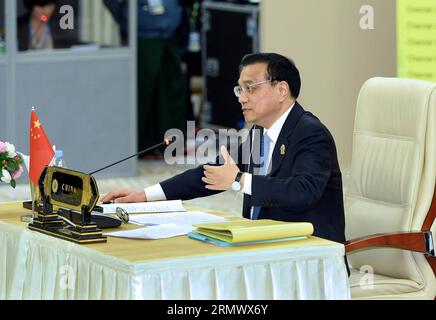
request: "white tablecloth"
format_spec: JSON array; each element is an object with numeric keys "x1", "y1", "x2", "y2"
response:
[{"x1": 0, "y1": 221, "x2": 350, "y2": 300}]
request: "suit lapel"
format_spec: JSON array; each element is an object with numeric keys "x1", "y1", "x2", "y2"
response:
[
  {"x1": 242, "y1": 104, "x2": 305, "y2": 218},
  {"x1": 269, "y1": 102, "x2": 305, "y2": 176}
]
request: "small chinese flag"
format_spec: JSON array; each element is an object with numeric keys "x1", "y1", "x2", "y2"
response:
[{"x1": 29, "y1": 108, "x2": 54, "y2": 185}]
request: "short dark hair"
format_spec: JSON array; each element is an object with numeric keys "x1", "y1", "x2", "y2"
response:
[
  {"x1": 24, "y1": 0, "x2": 58, "y2": 10},
  {"x1": 240, "y1": 53, "x2": 301, "y2": 99}
]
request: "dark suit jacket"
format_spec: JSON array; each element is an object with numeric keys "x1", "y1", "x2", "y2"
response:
[
  {"x1": 161, "y1": 102, "x2": 346, "y2": 243},
  {"x1": 17, "y1": 14, "x2": 77, "y2": 51}
]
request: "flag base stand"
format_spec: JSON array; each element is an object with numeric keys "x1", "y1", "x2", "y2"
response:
[
  {"x1": 22, "y1": 200, "x2": 40, "y2": 211},
  {"x1": 25, "y1": 166, "x2": 107, "y2": 245},
  {"x1": 21, "y1": 201, "x2": 39, "y2": 223},
  {"x1": 28, "y1": 220, "x2": 107, "y2": 244}
]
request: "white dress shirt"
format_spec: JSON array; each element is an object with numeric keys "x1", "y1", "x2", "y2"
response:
[{"x1": 144, "y1": 104, "x2": 295, "y2": 201}]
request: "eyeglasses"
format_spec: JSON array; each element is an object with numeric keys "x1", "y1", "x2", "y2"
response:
[{"x1": 233, "y1": 80, "x2": 273, "y2": 97}]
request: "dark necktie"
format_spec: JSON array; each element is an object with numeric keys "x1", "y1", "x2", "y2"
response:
[{"x1": 252, "y1": 133, "x2": 271, "y2": 220}]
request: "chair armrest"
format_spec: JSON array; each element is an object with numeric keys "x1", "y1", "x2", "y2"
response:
[
  {"x1": 426, "y1": 256, "x2": 436, "y2": 274},
  {"x1": 345, "y1": 231, "x2": 432, "y2": 255}
]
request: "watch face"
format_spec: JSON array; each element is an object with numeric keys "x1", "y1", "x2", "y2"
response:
[{"x1": 232, "y1": 181, "x2": 241, "y2": 192}]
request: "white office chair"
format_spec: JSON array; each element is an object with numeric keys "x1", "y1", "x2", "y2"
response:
[{"x1": 344, "y1": 77, "x2": 436, "y2": 299}]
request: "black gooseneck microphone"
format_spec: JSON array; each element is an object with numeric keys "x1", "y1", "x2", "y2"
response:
[{"x1": 89, "y1": 137, "x2": 176, "y2": 176}]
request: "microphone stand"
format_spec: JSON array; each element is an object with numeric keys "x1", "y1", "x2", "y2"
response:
[{"x1": 89, "y1": 137, "x2": 175, "y2": 176}]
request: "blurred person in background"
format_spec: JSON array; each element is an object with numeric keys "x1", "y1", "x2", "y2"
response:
[
  {"x1": 18, "y1": 0, "x2": 75, "y2": 51},
  {"x1": 104, "y1": 0, "x2": 189, "y2": 157}
]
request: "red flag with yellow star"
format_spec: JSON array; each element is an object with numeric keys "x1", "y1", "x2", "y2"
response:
[{"x1": 29, "y1": 108, "x2": 54, "y2": 185}]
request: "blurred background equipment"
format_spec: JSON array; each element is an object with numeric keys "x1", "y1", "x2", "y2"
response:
[{"x1": 201, "y1": 0, "x2": 259, "y2": 130}]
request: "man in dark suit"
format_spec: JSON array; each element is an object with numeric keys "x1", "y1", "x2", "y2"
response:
[{"x1": 101, "y1": 53, "x2": 346, "y2": 245}]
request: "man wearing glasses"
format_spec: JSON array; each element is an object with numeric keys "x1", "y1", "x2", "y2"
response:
[{"x1": 102, "y1": 52, "x2": 346, "y2": 246}]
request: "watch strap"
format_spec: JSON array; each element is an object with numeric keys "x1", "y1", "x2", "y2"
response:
[{"x1": 234, "y1": 171, "x2": 243, "y2": 183}]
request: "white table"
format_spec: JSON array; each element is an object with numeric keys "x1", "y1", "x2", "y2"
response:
[{"x1": 0, "y1": 202, "x2": 350, "y2": 300}]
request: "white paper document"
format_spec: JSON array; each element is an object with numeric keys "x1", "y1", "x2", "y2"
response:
[
  {"x1": 128, "y1": 211, "x2": 227, "y2": 226},
  {"x1": 101, "y1": 200, "x2": 186, "y2": 214},
  {"x1": 104, "y1": 224, "x2": 194, "y2": 240},
  {"x1": 104, "y1": 211, "x2": 228, "y2": 240}
]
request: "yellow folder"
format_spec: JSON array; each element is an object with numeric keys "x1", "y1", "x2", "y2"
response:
[{"x1": 193, "y1": 220, "x2": 314, "y2": 243}]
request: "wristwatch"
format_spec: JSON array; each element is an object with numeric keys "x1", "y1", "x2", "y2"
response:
[{"x1": 232, "y1": 172, "x2": 244, "y2": 192}]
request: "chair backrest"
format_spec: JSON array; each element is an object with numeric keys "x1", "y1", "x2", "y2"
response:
[{"x1": 345, "y1": 78, "x2": 436, "y2": 284}]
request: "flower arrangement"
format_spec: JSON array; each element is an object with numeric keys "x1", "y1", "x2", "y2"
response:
[{"x1": 0, "y1": 141, "x2": 25, "y2": 188}]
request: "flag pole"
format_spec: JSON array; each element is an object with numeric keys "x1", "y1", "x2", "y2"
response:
[
  {"x1": 30, "y1": 106, "x2": 35, "y2": 218},
  {"x1": 23, "y1": 107, "x2": 38, "y2": 223},
  {"x1": 31, "y1": 106, "x2": 35, "y2": 218},
  {"x1": 30, "y1": 182, "x2": 35, "y2": 221}
]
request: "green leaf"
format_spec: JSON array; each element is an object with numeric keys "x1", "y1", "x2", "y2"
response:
[
  {"x1": 7, "y1": 160, "x2": 18, "y2": 172},
  {"x1": 10, "y1": 179, "x2": 16, "y2": 189}
]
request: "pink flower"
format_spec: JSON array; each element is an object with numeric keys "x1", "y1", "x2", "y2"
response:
[
  {"x1": 0, "y1": 141, "x2": 6, "y2": 153},
  {"x1": 12, "y1": 165, "x2": 24, "y2": 180},
  {"x1": 5, "y1": 142, "x2": 17, "y2": 157}
]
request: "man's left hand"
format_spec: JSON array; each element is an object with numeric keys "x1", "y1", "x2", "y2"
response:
[{"x1": 203, "y1": 146, "x2": 240, "y2": 191}]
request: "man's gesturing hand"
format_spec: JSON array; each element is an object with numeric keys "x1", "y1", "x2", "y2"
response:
[
  {"x1": 202, "y1": 146, "x2": 241, "y2": 191},
  {"x1": 100, "y1": 189, "x2": 147, "y2": 204}
]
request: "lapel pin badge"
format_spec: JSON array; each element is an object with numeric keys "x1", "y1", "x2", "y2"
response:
[{"x1": 280, "y1": 144, "x2": 286, "y2": 156}]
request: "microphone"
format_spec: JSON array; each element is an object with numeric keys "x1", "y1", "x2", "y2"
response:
[{"x1": 89, "y1": 137, "x2": 176, "y2": 176}]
